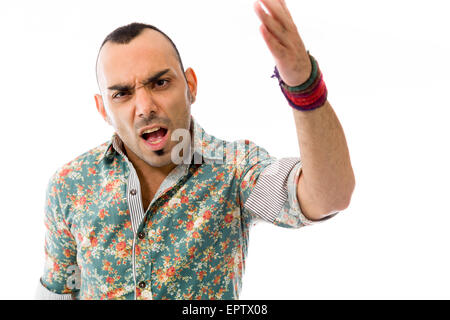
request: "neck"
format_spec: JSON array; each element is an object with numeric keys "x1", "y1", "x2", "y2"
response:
[{"x1": 123, "y1": 144, "x2": 177, "y2": 179}]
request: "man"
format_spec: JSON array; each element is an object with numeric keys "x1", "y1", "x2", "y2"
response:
[{"x1": 36, "y1": 0, "x2": 354, "y2": 300}]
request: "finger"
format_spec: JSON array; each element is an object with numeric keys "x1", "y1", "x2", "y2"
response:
[
  {"x1": 279, "y1": 0, "x2": 293, "y2": 21},
  {"x1": 259, "y1": 23, "x2": 286, "y2": 59},
  {"x1": 254, "y1": 1, "x2": 289, "y2": 47},
  {"x1": 277, "y1": 0, "x2": 297, "y2": 32},
  {"x1": 259, "y1": 0, "x2": 292, "y2": 31}
]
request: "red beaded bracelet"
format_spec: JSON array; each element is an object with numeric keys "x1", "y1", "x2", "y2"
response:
[{"x1": 271, "y1": 53, "x2": 328, "y2": 111}]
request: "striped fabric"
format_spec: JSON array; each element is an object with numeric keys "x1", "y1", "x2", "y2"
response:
[
  {"x1": 112, "y1": 138, "x2": 146, "y2": 235},
  {"x1": 245, "y1": 158, "x2": 302, "y2": 223}
]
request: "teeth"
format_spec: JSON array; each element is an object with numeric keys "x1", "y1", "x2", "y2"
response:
[
  {"x1": 149, "y1": 138, "x2": 162, "y2": 145},
  {"x1": 142, "y1": 127, "x2": 161, "y2": 135}
]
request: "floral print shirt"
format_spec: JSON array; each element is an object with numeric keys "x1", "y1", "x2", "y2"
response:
[{"x1": 36, "y1": 117, "x2": 330, "y2": 300}]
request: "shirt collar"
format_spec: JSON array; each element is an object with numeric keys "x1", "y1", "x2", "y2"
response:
[{"x1": 99, "y1": 115, "x2": 223, "y2": 164}]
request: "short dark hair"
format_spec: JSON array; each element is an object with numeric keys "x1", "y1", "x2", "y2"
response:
[{"x1": 96, "y1": 22, "x2": 185, "y2": 87}]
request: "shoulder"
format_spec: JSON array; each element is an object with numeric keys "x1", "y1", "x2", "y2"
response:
[
  {"x1": 192, "y1": 117, "x2": 272, "y2": 166},
  {"x1": 223, "y1": 139, "x2": 272, "y2": 168},
  {"x1": 193, "y1": 119, "x2": 270, "y2": 164},
  {"x1": 201, "y1": 136, "x2": 273, "y2": 179},
  {"x1": 49, "y1": 140, "x2": 111, "y2": 186}
]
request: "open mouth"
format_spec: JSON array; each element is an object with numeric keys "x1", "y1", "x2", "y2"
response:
[{"x1": 141, "y1": 127, "x2": 169, "y2": 149}]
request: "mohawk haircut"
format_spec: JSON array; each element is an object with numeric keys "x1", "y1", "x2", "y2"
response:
[{"x1": 95, "y1": 22, "x2": 185, "y2": 87}]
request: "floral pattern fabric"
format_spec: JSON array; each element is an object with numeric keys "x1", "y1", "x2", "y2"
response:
[{"x1": 38, "y1": 117, "x2": 327, "y2": 300}]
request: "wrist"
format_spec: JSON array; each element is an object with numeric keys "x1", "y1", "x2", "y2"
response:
[
  {"x1": 271, "y1": 52, "x2": 328, "y2": 112},
  {"x1": 287, "y1": 57, "x2": 312, "y2": 87}
]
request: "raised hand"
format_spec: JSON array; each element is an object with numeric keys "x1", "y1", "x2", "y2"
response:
[{"x1": 254, "y1": 0, "x2": 312, "y2": 87}]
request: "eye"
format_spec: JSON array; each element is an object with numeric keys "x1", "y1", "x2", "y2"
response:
[
  {"x1": 112, "y1": 91, "x2": 129, "y2": 99},
  {"x1": 154, "y1": 79, "x2": 169, "y2": 89}
]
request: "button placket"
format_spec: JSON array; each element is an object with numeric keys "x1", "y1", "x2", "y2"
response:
[
  {"x1": 112, "y1": 137, "x2": 153, "y2": 300},
  {"x1": 125, "y1": 165, "x2": 147, "y2": 300},
  {"x1": 138, "y1": 280, "x2": 152, "y2": 300}
]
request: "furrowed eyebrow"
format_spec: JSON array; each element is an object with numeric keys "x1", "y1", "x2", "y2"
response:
[
  {"x1": 107, "y1": 69, "x2": 171, "y2": 91},
  {"x1": 142, "y1": 69, "x2": 171, "y2": 86}
]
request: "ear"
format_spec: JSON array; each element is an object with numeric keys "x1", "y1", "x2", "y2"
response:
[
  {"x1": 184, "y1": 68, "x2": 197, "y2": 104},
  {"x1": 94, "y1": 94, "x2": 112, "y2": 125}
]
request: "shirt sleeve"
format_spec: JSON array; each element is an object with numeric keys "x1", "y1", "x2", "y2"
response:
[
  {"x1": 239, "y1": 141, "x2": 337, "y2": 228},
  {"x1": 36, "y1": 175, "x2": 79, "y2": 300}
]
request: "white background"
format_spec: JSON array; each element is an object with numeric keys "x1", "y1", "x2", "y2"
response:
[{"x1": 1, "y1": 0, "x2": 449, "y2": 299}]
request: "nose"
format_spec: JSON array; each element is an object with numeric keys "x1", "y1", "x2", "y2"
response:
[{"x1": 135, "y1": 85, "x2": 158, "y2": 118}]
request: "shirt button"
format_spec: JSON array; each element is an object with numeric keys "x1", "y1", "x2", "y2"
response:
[
  {"x1": 130, "y1": 189, "x2": 137, "y2": 196},
  {"x1": 138, "y1": 281, "x2": 146, "y2": 289},
  {"x1": 138, "y1": 231, "x2": 146, "y2": 240}
]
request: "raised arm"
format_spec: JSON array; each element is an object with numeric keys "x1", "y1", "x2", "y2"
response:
[{"x1": 254, "y1": 0, "x2": 355, "y2": 220}]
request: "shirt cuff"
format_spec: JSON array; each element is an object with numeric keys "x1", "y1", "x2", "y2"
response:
[
  {"x1": 277, "y1": 160, "x2": 339, "y2": 227},
  {"x1": 244, "y1": 157, "x2": 302, "y2": 224},
  {"x1": 35, "y1": 278, "x2": 74, "y2": 300},
  {"x1": 245, "y1": 157, "x2": 338, "y2": 228}
]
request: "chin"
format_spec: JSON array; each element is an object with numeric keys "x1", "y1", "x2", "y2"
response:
[{"x1": 142, "y1": 151, "x2": 174, "y2": 168}]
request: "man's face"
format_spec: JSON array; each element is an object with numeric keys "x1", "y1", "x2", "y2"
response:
[{"x1": 95, "y1": 29, "x2": 196, "y2": 169}]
